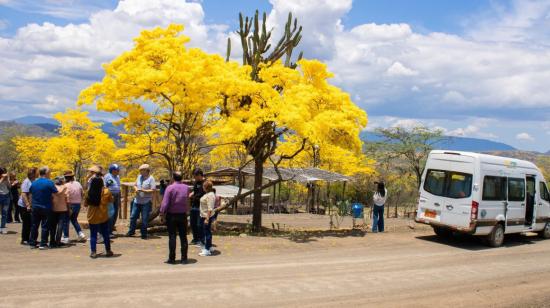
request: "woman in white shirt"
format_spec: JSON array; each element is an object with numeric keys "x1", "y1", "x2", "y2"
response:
[
  {"x1": 372, "y1": 182, "x2": 387, "y2": 233},
  {"x1": 199, "y1": 180, "x2": 216, "y2": 256}
]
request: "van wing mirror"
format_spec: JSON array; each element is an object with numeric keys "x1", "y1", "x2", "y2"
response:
[{"x1": 473, "y1": 184, "x2": 479, "y2": 192}]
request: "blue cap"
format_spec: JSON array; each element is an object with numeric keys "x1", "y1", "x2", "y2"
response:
[{"x1": 109, "y1": 164, "x2": 120, "y2": 172}]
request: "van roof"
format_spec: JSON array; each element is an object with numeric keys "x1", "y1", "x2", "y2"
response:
[{"x1": 429, "y1": 150, "x2": 539, "y2": 170}]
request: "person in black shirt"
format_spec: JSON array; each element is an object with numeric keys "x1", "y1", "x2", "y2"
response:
[{"x1": 189, "y1": 168, "x2": 205, "y2": 246}]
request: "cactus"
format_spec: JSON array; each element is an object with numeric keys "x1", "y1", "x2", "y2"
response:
[{"x1": 229, "y1": 10, "x2": 303, "y2": 79}]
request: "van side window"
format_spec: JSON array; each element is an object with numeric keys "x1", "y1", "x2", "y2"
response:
[
  {"x1": 482, "y1": 176, "x2": 507, "y2": 201},
  {"x1": 508, "y1": 178, "x2": 525, "y2": 202},
  {"x1": 540, "y1": 182, "x2": 550, "y2": 202},
  {"x1": 424, "y1": 170, "x2": 446, "y2": 196},
  {"x1": 424, "y1": 169, "x2": 472, "y2": 199}
]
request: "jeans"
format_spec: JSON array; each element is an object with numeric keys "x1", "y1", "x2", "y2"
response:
[
  {"x1": 190, "y1": 208, "x2": 201, "y2": 242},
  {"x1": 199, "y1": 216, "x2": 214, "y2": 250},
  {"x1": 89, "y1": 222, "x2": 111, "y2": 253},
  {"x1": 109, "y1": 192, "x2": 120, "y2": 233},
  {"x1": 48, "y1": 211, "x2": 66, "y2": 247},
  {"x1": 20, "y1": 207, "x2": 31, "y2": 242},
  {"x1": 166, "y1": 213, "x2": 188, "y2": 261},
  {"x1": 372, "y1": 205, "x2": 385, "y2": 233},
  {"x1": 0, "y1": 194, "x2": 9, "y2": 229},
  {"x1": 128, "y1": 201, "x2": 152, "y2": 238},
  {"x1": 63, "y1": 203, "x2": 82, "y2": 237},
  {"x1": 30, "y1": 207, "x2": 50, "y2": 247},
  {"x1": 6, "y1": 195, "x2": 13, "y2": 223}
]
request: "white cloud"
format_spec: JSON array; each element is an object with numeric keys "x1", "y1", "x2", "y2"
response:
[
  {"x1": 516, "y1": 132, "x2": 535, "y2": 142},
  {"x1": 386, "y1": 62, "x2": 418, "y2": 77},
  {"x1": 0, "y1": 0, "x2": 228, "y2": 118}
]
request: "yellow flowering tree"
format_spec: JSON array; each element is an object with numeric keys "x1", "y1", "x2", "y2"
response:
[
  {"x1": 212, "y1": 12, "x2": 369, "y2": 231},
  {"x1": 78, "y1": 24, "x2": 247, "y2": 178},
  {"x1": 13, "y1": 109, "x2": 116, "y2": 179}
]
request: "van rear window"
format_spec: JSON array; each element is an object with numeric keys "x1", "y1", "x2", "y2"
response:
[{"x1": 424, "y1": 169, "x2": 472, "y2": 199}]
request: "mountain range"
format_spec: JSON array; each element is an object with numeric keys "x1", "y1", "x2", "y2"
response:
[{"x1": 2, "y1": 116, "x2": 548, "y2": 155}]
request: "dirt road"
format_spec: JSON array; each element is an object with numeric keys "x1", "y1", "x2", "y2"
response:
[{"x1": 1, "y1": 222, "x2": 550, "y2": 307}]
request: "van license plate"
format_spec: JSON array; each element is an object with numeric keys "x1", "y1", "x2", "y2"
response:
[{"x1": 425, "y1": 210, "x2": 436, "y2": 218}]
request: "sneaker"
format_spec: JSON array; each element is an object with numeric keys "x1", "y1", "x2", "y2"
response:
[
  {"x1": 180, "y1": 259, "x2": 189, "y2": 265},
  {"x1": 105, "y1": 250, "x2": 114, "y2": 257},
  {"x1": 98, "y1": 235, "x2": 104, "y2": 244},
  {"x1": 125, "y1": 232, "x2": 135, "y2": 237},
  {"x1": 199, "y1": 249, "x2": 211, "y2": 257},
  {"x1": 78, "y1": 232, "x2": 86, "y2": 241},
  {"x1": 209, "y1": 247, "x2": 215, "y2": 253},
  {"x1": 90, "y1": 252, "x2": 97, "y2": 259},
  {"x1": 60, "y1": 237, "x2": 70, "y2": 244},
  {"x1": 38, "y1": 245, "x2": 48, "y2": 250},
  {"x1": 0, "y1": 228, "x2": 7, "y2": 234},
  {"x1": 109, "y1": 233, "x2": 116, "y2": 239},
  {"x1": 20, "y1": 240, "x2": 28, "y2": 245}
]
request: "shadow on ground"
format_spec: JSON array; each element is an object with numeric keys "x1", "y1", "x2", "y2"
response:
[{"x1": 416, "y1": 233, "x2": 544, "y2": 251}]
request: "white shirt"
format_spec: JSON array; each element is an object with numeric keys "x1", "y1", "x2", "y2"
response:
[
  {"x1": 199, "y1": 192, "x2": 216, "y2": 218},
  {"x1": 373, "y1": 189, "x2": 387, "y2": 206},
  {"x1": 18, "y1": 178, "x2": 32, "y2": 207}
]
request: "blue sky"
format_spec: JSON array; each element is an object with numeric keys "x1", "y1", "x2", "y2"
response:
[{"x1": 0, "y1": 0, "x2": 549, "y2": 152}]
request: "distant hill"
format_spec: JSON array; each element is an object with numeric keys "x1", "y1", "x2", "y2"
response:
[
  {"x1": 5, "y1": 116, "x2": 123, "y2": 140},
  {"x1": 361, "y1": 131, "x2": 516, "y2": 152}
]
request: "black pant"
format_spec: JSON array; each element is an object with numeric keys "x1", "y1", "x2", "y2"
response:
[
  {"x1": 30, "y1": 207, "x2": 50, "y2": 247},
  {"x1": 13, "y1": 202, "x2": 21, "y2": 222},
  {"x1": 48, "y1": 211, "x2": 64, "y2": 247},
  {"x1": 190, "y1": 208, "x2": 200, "y2": 242},
  {"x1": 20, "y1": 207, "x2": 31, "y2": 242},
  {"x1": 166, "y1": 213, "x2": 188, "y2": 261}
]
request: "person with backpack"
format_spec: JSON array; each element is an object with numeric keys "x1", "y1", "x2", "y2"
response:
[
  {"x1": 189, "y1": 168, "x2": 205, "y2": 246},
  {"x1": 85, "y1": 166, "x2": 114, "y2": 259},
  {"x1": 29, "y1": 166, "x2": 58, "y2": 249},
  {"x1": 160, "y1": 172, "x2": 190, "y2": 264},
  {"x1": 372, "y1": 182, "x2": 388, "y2": 233}
]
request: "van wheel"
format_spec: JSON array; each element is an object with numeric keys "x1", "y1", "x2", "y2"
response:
[
  {"x1": 538, "y1": 223, "x2": 550, "y2": 239},
  {"x1": 433, "y1": 226, "x2": 452, "y2": 238},
  {"x1": 486, "y1": 224, "x2": 504, "y2": 247}
]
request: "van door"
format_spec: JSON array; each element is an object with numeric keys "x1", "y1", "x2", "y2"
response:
[
  {"x1": 525, "y1": 176, "x2": 536, "y2": 228},
  {"x1": 506, "y1": 177, "x2": 526, "y2": 233},
  {"x1": 537, "y1": 181, "x2": 550, "y2": 227}
]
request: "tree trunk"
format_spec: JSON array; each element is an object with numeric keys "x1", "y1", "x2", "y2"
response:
[{"x1": 252, "y1": 156, "x2": 264, "y2": 232}]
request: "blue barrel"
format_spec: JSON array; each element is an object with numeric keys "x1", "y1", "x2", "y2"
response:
[{"x1": 352, "y1": 203, "x2": 364, "y2": 218}]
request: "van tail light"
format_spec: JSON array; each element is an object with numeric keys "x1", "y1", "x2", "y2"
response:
[{"x1": 471, "y1": 201, "x2": 479, "y2": 220}]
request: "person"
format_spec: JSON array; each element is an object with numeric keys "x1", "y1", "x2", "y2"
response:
[
  {"x1": 9, "y1": 173, "x2": 21, "y2": 223},
  {"x1": 126, "y1": 164, "x2": 155, "y2": 239},
  {"x1": 0, "y1": 167, "x2": 11, "y2": 234},
  {"x1": 29, "y1": 166, "x2": 58, "y2": 249},
  {"x1": 199, "y1": 180, "x2": 216, "y2": 257},
  {"x1": 189, "y1": 168, "x2": 205, "y2": 246},
  {"x1": 372, "y1": 182, "x2": 387, "y2": 233},
  {"x1": 104, "y1": 164, "x2": 121, "y2": 237},
  {"x1": 50, "y1": 176, "x2": 69, "y2": 248},
  {"x1": 85, "y1": 166, "x2": 114, "y2": 259},
  {"x1": 160, "y1": 172, "x2": 190, "y2": 264},
  {"x1": 18, "y1": 167, "x2": 37, "y2": 244},
  {"x1": 62, "y1": 170, "x2": 86, "y2": 242}
]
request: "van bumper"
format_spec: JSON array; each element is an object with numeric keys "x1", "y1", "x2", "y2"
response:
[{"x1": 415, "y1": 217, "x2": 477, "y2": 234}]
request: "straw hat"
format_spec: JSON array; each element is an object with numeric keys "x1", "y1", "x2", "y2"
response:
[
  {"x1": 63, "y1": 170, "x2": 75, "y2": 177},
  {"x1": 87, "y1": 165, "x2": 102, "y2": 174},
  {"x1": 138, "y1": 164, "x2": 150, "y2": 171}
]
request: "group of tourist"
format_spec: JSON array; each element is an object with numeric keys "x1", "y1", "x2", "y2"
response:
[{"x1": 0, "y1": 164, "x2": 218, "y2": 263}]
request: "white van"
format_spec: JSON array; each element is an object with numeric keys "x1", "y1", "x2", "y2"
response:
[{"x1": 415, "y1": 150, "x2": 550, "y2": 247}]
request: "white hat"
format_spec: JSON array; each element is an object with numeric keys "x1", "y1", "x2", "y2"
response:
[{"x1": 138, "y1": 164, "x2": 150, "y2": 171}]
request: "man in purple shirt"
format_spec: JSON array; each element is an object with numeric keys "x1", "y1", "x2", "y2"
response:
[{"x1": 160, "y1": 172, "x2": 190, "y2": 264}]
